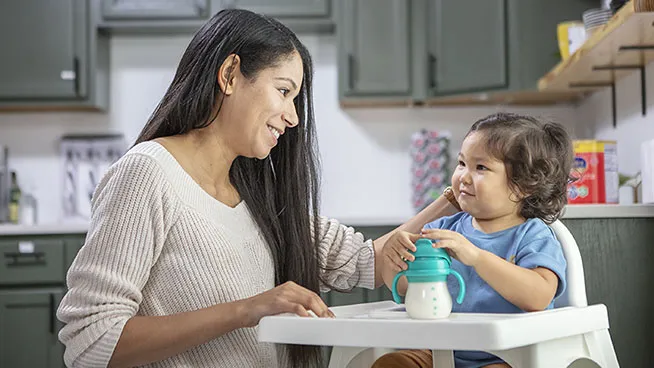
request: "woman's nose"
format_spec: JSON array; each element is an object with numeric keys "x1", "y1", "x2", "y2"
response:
[{"x1": 283, "y1": 103, "x2": 299, "y2": 128}]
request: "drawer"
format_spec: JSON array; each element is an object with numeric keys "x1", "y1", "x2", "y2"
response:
[{"x1": 0, "y1": 239, "x2": 65, "y2": 285}]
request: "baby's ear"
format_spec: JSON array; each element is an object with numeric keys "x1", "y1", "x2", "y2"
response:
[{"x1": 509, "y1": 186, "x2": 529, "y2": 203}]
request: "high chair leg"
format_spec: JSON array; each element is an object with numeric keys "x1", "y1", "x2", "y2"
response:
[
  {"x1": 488, "y1": 329, "x2": 619, "y2": 368},
  {"x1": 431, "y1": 350, "x2": 455, "y2": 368}
]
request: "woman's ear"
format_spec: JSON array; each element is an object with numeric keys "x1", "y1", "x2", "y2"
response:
[{"x1": 217, "y1": 54, "x2": 241, "y2": 95}]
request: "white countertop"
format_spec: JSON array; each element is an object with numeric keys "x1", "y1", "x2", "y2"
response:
[
  {"x1": 0, "y1": 223, "x2": 89, "y2": 236},
  {"x1": 1, "y1": 204, "x2": 653, "y2": 236},
  {"x1": 337, "y1": 204, "x2": 654, "y2": 226},
  {"x1": 560, "y1": 204, "x2": 654, "y2": 219}
]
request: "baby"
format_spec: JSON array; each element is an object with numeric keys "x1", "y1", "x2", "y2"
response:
[{"x1": 376, "y1": 112, "x2": 574, "y2": 368}]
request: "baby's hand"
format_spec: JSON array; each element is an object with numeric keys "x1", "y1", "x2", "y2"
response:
[
  {"x1": 420, "y1": 228, "x2": 481, "y2": 267},
  {"x1": 382, "y1": 231, "x2": 422, "y2": 272}
]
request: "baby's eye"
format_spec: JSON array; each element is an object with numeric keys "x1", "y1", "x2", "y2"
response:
[
  {"x1": 477, "y1": 165, "x2": 488, "y2": 171},
  {"x1": 458, "y1": 160, "x2": 465, "y2": 167}
]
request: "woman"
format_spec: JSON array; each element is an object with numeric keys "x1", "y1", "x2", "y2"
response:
[{"x1": 57, "y1": 8, "x2": 459, "y2": 368}]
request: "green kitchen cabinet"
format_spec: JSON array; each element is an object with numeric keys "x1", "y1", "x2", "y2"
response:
[
  {"x1": 0, "y1": 0, "x2": 108, "y2": 110},
  {"x1": 338, "y1": 0, "x2": 596, "y2": 105},
  {"x1": 426, "y1": 0, "x2": 507, "y2": 96},
  {"x1": 97, "y1": 0, "x2": 333, "y2": 33},
  {"x1": 0, "y1": 239, "x2": 66, "y2": 286},
  {"x1": 337, "y1": 0, "x2": 411, "y2": 100},
  {"x1": 101, "y1": 0, "x2": 210, "y2": 19},
  {"x1": 220, "y1": 0, "x2": 333, "y2": 33},
  {"x1": 0, "y1": 233, "x2": 86, "y2": 367},
  {"x1": 0, "y1": 289, "x2": 65, "y2": 368},
  {"x1": 561, "y1": 218, "x2": 654, "y2": 368},
  {"x1": 503, "y1": 0, "x2": 596, "y2": 94},
  {"x1": 223, "y1": 0, "x2": 329, "y2": 17}
]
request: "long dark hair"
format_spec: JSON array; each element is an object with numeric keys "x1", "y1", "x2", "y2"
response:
[
  {"x1": 135, "y1": 9, "x2": 323, "y2": 367},
  {"x1": 466, "y1": 112, "x2": 575, "y2": 224}
]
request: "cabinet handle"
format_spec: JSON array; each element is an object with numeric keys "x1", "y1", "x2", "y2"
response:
[
  {"x1": 348, "y1": 54, "x2": 356, "y2": 90},
  {"x1": 49, "y1": 293, "x2": 55, "y2": 334},
  {"x1": 3, "y1": 251, "x2": 46, "y2": 266},
  {"x1": 428, "y1": 54, "x2": 437, "y2": 89},
  {"x1": 73, "y1": 57, "x2": 80, "y2": 96}
]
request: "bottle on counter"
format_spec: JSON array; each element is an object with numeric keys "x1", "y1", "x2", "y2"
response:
[
  {"x1": 20, "y1": 187, "x2": 38, "y2": 225},
  {"x1": 8, "y1": 171, "x2": 21, "y2": 224}
]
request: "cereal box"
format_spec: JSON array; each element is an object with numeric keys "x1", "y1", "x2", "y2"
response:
[{"x1": 568, "y1": 140, "x2": 618, "y2": 204}]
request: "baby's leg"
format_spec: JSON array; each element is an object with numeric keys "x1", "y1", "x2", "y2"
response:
[
  {"x1": 371, "y1": 351, "x2": 512, "y2": 368},
  {"x1": 371, "y1": 350, "x2": 433, "y2": 368}
]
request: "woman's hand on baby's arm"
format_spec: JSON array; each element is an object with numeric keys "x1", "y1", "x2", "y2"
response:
[
  {"x1": 420, "y1": 228, "x2": 482, "y2": 266},
  {"x1": 382, "y1": 231, "x2": 422, "y2": 272}
]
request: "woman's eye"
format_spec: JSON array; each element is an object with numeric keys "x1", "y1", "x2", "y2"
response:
[
  {"x1": 279, "y1": 88, "x2": 290, "y2": 96},
  {"x1": 477, "y1": 165, "x2": 488, "y2": 171}
]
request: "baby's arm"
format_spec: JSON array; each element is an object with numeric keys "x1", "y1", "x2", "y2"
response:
[
  {"x1": 472, "y1": 251, "x2": 558, "y2": 311},
  {"x1": 421, "y1": 228, "x2": 562, "y2": 312}
]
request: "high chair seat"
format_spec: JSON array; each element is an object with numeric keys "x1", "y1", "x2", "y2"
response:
[{"x1": 257, "y1": 220, "x2": 620, "y2": 367}]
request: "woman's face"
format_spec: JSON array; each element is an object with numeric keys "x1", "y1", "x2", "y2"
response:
[{"x1": 217, "y1": 51, "x2": 303, "y2": 159}]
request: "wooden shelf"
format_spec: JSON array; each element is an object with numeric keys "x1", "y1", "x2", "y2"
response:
[{"x1": 538, "y1": 2, "x2": 654, "y2": 93}]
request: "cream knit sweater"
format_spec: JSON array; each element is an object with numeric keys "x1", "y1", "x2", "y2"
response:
[{"x1": 57, "y1": 141, "x2": 375, "y2": 367}]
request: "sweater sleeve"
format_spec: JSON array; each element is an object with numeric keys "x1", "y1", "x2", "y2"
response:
[
  {"x1": 56, "y1": 153, "x2": 179, "y2": 368},
  {"x1": 313, "y1": 216, "x2": 375, "y2": 292}
]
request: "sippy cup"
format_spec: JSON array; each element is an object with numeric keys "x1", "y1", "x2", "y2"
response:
[{"x1": 391, "y1": 238, "x2": 465, "y2": 319}]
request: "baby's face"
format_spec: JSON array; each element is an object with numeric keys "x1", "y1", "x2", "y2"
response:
[{"x1": 451, "y1": 132, "x2": 521, "y2": 221}]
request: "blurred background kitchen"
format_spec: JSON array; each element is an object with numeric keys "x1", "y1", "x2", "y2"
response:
[{"x1": 1, "y1": 0, "x2": 653, "y2": 367}]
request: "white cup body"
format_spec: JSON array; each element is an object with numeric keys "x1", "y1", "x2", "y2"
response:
[{"x1": 405, "y1": 281, "x2": 453, "y2": 319}]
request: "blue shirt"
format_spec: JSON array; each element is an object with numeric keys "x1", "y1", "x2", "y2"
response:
[{"x1": 423, "y1": 212, "x2": 567, "y2": 368}]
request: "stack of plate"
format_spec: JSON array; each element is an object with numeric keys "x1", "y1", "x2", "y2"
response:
[{"x1": 582, "y1": 8, "x2": 613, "y2": 34}]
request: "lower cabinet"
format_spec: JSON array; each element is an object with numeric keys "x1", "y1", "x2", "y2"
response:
[
  {"x1": 0, "y1": 289, "x2": 66, "y2": 368},
  {"x1": 0, "y1": 234, "x2": 85, "y2": 368}
]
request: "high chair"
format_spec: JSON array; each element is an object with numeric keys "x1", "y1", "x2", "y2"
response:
[
  {"x1": 324, "y1": 219, "x2": 619, "y2": 368},
  {"x1": 257, "y1": 220, "x2": 620, "y2": 368}
]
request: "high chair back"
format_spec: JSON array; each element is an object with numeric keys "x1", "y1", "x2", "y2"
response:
[{"x1": 549, "y1": 220, "x2": 588, "y2": 308}]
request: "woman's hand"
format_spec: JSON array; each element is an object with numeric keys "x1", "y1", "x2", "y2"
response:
[
  {"x1": 240, "y1": 281, "x2": 334, "y2": 327},
  {"x1": 420, "y1": 228, "x2": 481, "y2": 267},
  {"x1": 382, "y1": 231, "x2": 422, "y2": 272}
]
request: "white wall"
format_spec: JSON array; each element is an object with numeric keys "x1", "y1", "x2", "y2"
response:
[
  {"x1": 0, "y1": 34, "x2": 578, "y2": 225},
  {"x1": 575, "y1": 62, "x2": 654, "y2": 176}
]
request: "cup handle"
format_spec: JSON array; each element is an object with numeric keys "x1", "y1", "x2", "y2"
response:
[
  {"x1": 448, "y1": 269, "x2": 466, "y2": 304},
  {"x1": 391, "y1": 270, "x2": 407, "y2": 304}
]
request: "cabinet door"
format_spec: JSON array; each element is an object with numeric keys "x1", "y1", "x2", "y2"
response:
[
  {"x1": 224, "y1": 0, "x2": 329, "y2": 17},
  {"x1": 0, "y1": 0, "x2": 85, "y2": 99},
  {"x1": 102, "y1": 0, "x2": 209, "y2": 19},
  {"x1": 428, "y1": 0, "x2": 507, "y2": 95},
  {"x1": 339, "y1": 0, "x2": 411, "y2": 97},
  {"x1": 0, "y1": 290, "x2": 65, "y2": 368}
]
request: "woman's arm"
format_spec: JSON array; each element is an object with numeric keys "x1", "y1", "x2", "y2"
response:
[
  {"x1": 109, "y1": 303, "x2": 244, "y2": 367},
  {"x1": 109, "y1": 281, "x2": 332, "y2": 368},
  {"x1": 372, "y1": 194, "x2": 460, "y2": 288}
]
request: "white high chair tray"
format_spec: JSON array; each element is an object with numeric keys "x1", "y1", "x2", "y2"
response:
[{"x1": 258, "y1": 301, "x2": 610, "y2": 351}]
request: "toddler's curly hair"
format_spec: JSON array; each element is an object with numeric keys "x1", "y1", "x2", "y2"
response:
[{"x1": 467, "y1": 112, "x2": 575, "y2": 224}]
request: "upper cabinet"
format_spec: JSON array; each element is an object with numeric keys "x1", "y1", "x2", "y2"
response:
[
  {"x1": 338, "y1": 0, "x2": 597, "y2": 106},
  {"x1": 0, "y1": 0, "x2": 108, "y2": 110},
  {"x1": 427, "y1": 0, "x2": 507, "y2": 95},
  {"x1": 225, "y1": 0, "x2": 330, "y2": 18},
  {"x1": 101, "y1": 0, "x2": 210, "y2": 20},
  {"x1": 97, "y1": 0, "x2": 334, "y2": 33},
  {"x1": 338, "y1": 0, "x2": 411, "y2": 99}
]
